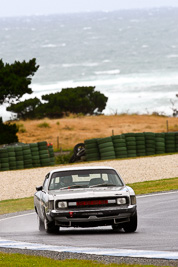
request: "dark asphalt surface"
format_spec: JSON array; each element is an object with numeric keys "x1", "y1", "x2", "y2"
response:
[
  {"x1": 0, "y1": 191, "x2": 178, "y2": 251},
  {"x1": 0, "y1": 191, "x2": 178, "y2": 266}
]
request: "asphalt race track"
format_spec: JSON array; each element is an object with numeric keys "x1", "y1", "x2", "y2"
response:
[{"x1": 0, "y1": 191, "x2": 178, "y2": 260}]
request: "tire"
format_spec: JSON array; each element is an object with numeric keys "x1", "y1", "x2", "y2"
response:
[
  {"x1": 39, "y1": 149, "x2": 48, "y2": 155},
  {"x1": 114, "y1": 147, "x2": 127, "y2": 153},
  {"x1": 40, "y1": 153, "x2": 50, "y2": 159},
  {"x1": 136, "y1": 141, "x2": 145, "y2": 146},
  {"x1": 113, "y1": 140, "x2": 126, "y2": 146},
  {"x1": 15, "y1": 151, "x2": 23, "y2": 157},
  {"x1": 8, "y1": 152, "x2": 15, "y2": 157},
  {"x1": 98, "y1": 142, "x2": 114, "y2": 149},
  {"x1": 86, "y1": 152, "x2": 100, "y2": 158},
  {"x1": 97, "y1": 137, "x2": 112, "y2": 144},
  {"x1": 23, "y1": 149, "x2": 31, "y2": 155},
  {"x1": 84, "y1": 138, "x2": 98, "y2": 145},
  {"x1": 30, "y1": 147, "x2": 39, "y2": 153},
  {"x1": 99, "y1": 147, "x2": 115, "y2": 153},
  {"x1": 100, "y1": 151, "x2": 115, "y2": 157},
  {"x1": 73, "y1": 143, "x2": 85, "y2": 153},
  {"x1": 38, "y1": 141, "x2": 47, "y2": 146},
  {"x1": 100, "y1": 155, "x2": 116, "y2": 160},
  {"x1": 112, "y1": 224, "x2": 122, "y2": 232},
  {"x1": 125, "y1": 137, "x2": 136, "y2": 142},
  {"x1": 44, "y1": 217, "x2": 59, "y2": 233},
  {"x1": 1, "y1": 158, "x2": 9, "y2": 163},
  {"x1": 124, "y1": 133, "x2": 135, "y2": 138},
  {"x1": 85, "y1": 143, "x2": 98, "y2": 150},
  {"x1": 115, "y1": 154, "x2": 127, "y2": 159},
  {"x1": 123, "y1": 211, "x2": 137, "y2": 233},
  {"x1": 37, "y1": 215, "x2": 45, "y2": 231},
  {"x1": 85, "y1": 148, "x2": 99, "y2": 154},
  {"x1": 136, "y1": 145, "x2": 146, "y2": 150}
]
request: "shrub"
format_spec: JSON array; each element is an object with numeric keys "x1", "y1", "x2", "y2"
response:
[
  {"x1": 0, "y1": 117, "x2": 18, "y2": 145},
  {"x1": 37, "y1": 122, "x2": 50, "y2": 128},
  {"x1": 55, "y1": 151, "x2": 73, "y2": 165}
]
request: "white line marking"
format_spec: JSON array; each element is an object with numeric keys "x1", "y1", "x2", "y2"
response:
[
  {"x1": 0, "y1": 238, "x2": 178, "y2": 260},
  {"x1": 137, "y1": 190, "x2": 178, "y2": 198},
  {"x1": 0, "y1": 212, "x2": 35, "y2": 222}
]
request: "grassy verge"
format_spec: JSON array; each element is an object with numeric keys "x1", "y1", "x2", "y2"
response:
[
  {"x1": 0, "y1": 252, "x2": 170, "y2": 267},
  {"x1": 127, "y1": 177, "x2": 178, "y2": 195},
  {"x1": 0, "y1": 177, "x2": 178, "y2": 215}
]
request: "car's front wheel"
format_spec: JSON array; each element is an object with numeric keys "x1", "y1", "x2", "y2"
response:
[
  {"x1": 37, "y1": 214, "x2": 45, "y2": 231},
  {"x1": 44, "y1": 218, "x2": 60, "y2": 233},
  {"x1": 123, "y1": 212, "x2": 137, "y2": 233},
  {"x1": 112, "y1": 224, "x2": 123, "y2": 232}
]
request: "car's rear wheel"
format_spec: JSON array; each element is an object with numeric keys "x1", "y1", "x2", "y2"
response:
[
  {"x1": 123, "y1": 212, "x2": 137, "y2": 233},
  {"x1": 44, "y1": 218, "x2": 60, "y2": 233}
]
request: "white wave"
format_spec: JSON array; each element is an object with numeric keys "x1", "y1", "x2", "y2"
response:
[
  {"x1": 62, "y1": 62, "x2": 99, "y2": 68},
  {"x1": 142, "y1": 45, "x2": 149, "y2": 48},
  {"x1": 95, "y1": 70, "x2": 120, "y2": 75},
  {"x1": 31, "y1": 72, "x2": 178, "y2": 94},
  {"x1": 102, "y1": 59, "x2": 111, "y2": 63},
  {"x1": 167, "y1": 54, "x2": 178, "y2": 58},
  {"x1": 83, "y1": 27, "x2": 91, "y2": 30},
  {"x1": 41, "y1": 44, "x2": 57, "y2": 48}
]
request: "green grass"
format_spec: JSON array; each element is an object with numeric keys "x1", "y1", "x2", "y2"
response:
[
  {"x1": 0, "y1": 252, "x2": 171, "y2": 267},
  {"x1": 0, "y1": 177, "x2": 178, "y2": 215},
  {"x1": 37, "y1": 122, "x2": 50, "y2": 128},
  {"x1": 127, "y1": 177, "x2": 178, "y2": 195},
  {"x1": 0, "y1": 197, "x2": 34, "y2": 215}
]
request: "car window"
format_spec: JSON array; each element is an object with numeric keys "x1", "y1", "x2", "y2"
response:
[
  {"x1": 43, "y1": 173, "x2": 50, "y2": 191},
  {"x1": 48, "y1": 169, "x2": 124, "y2": 190}
]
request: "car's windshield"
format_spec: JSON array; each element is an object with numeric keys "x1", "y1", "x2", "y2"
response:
[{"x1": 48, "y1": 169, "x2": 124, "y2": 190}]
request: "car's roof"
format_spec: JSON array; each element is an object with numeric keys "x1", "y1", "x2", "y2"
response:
[{"x1": 50, "y1": 166, "x2": 116, "y2": 174}]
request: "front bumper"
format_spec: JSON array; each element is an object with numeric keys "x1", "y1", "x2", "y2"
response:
[{"x1": 46, "y1": 205, "x2": 137, "y2": 227}]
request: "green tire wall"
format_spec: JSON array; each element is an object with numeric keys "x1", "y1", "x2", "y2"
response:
[
  {"x1": 84, "y1": 138, "x2": 100, "y2": 161},
  {"x1": 0, "y1": 141, "x2": 55, "y2": 171},
  {"x1": 97, "y1": 137, "x2": 116, "y2": 160},
  {"x1": 84, "y1": 131, "x2": 178, "y2": 162}
]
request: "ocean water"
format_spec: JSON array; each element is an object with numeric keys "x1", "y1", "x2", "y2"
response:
[{"x1": 0, "y1": 7, "x2": 178, "y2": 121}]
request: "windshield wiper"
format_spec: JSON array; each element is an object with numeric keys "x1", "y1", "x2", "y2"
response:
[
  {"x1": 89, "y1": 183, "x2": 116, "y2": 188},
  {"x1": 60, "y1": 185, "x2": 85, "y2": 190}
]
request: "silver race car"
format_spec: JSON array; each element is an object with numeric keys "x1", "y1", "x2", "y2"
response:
[{"x1": 34, "y1": 166, "x2": 137, "y2": 233}]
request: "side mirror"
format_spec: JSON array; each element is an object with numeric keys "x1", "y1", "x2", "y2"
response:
[{"x1": 36, "y1": 186, "x2": 43, "y2": 191}]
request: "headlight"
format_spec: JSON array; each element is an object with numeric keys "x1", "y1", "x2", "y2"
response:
[
  {"x1": 58, "y1": 201, "x2": 67, "y2": 208},
  {"x1": 117, "y1": 198, "x2": 126, "y2": 205},
  {"x1": 130, "y1": 196, "x2": 136, "y2": 205}
]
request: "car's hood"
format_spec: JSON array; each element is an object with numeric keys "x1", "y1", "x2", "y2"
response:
[{"x1": 49, "y1": 186, "x2": 132, "y2": 201}]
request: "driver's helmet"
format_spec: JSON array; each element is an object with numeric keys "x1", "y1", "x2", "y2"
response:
[{"x1": 60, "y1": 176, "x2": 72, "y2": 186}]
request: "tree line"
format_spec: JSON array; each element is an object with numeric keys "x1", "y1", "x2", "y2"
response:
[
  {"x1": 7, "y1": 86, "x2": 108, "y2": 120},
  {"x1": 0, "y1": 58, "x2": 108, "y2": 144}
]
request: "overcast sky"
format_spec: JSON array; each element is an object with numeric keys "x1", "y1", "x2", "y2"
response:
[{"x1": 1, "y1": 0, "x2": 178, "y2": 17}]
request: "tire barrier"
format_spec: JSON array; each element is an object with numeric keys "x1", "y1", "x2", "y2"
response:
[
  {"x1": 124, "y1": 133, "x2": 137, "y2": 158},
  {"x1": 135, "y1": 132, "x2": 146, "y2": 157},
  {"x1": 112, "y1": 135, "x2": 127, "y2": 159},
  {"x1": 98, "y1": 137, "x2": 116, "y2": 160},
  {"x1": 176, "y1": 132, "x2": 178, "y2": 152},
  {"x1": 165, "y1": 132, "x2": 176, "y2": 153},
  {"x1": 84, "y1": 131, "x2": 178, "y2": 162},
  {"x1": 144, "y1": 132, "x2": 156, "y2": 156},
  {"x1": 0, "y1": 141, "x2": 55, "y2": 171}
]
